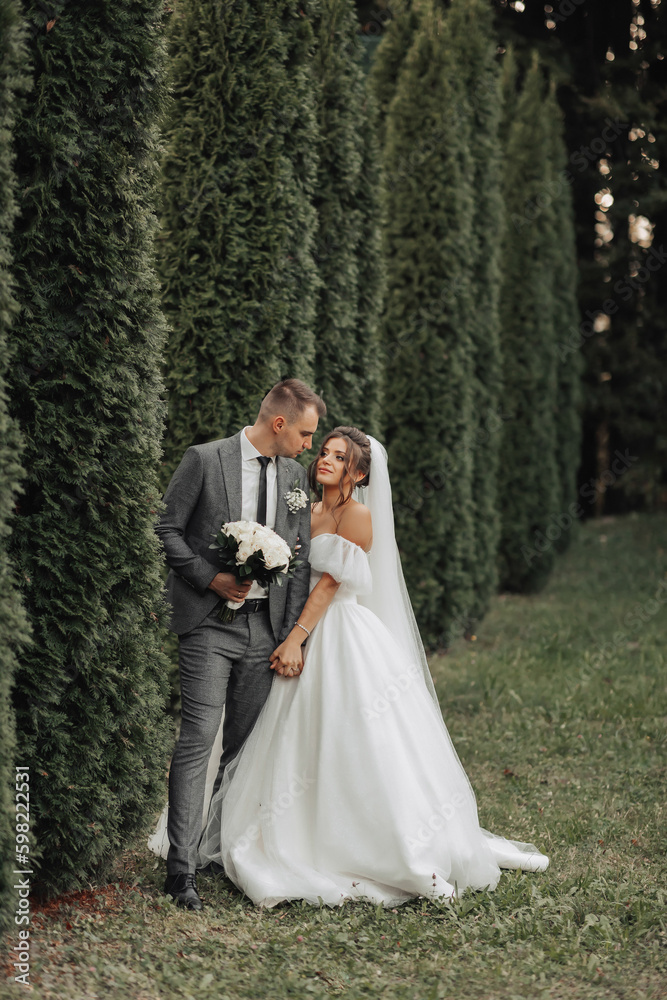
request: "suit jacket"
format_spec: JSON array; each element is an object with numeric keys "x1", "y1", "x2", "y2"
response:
[{"x1": 156, "y1": 432, "x2": 311, "y2": 639}]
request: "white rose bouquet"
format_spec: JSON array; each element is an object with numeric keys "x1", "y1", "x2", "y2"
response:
[{"x1": 209, "y1": 520, "x2": 300, "y2": 622}]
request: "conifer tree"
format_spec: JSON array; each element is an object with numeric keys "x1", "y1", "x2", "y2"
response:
[
  {"x1": 353, "y1": 82, "x2": 385, "y2": 436},
  {"x1": 368, "y1": 0, "x2": 419, "y2": 148},
  {"x1": 158, "y1": 0, "x2": 321, "y2": 483},
  {"x1": 546, "y1": 84, "x2": 583, "y2": 552},
  {"x1": 381, "y1": 0, "x2": 477, "y2": 648},
  {"x1": 311, "y1": 0, "x2": 383, "y2": 433},
  {"x1": 496, "y1": 54, "x2": 561, "y2": 591},
  {"x1": 7, "y1": 0, "x2": 172, "y2": 895},
  {"x1": 449, "y1": 0, "x2": 504, "y2": 633},
  {"x1": 276, "y1": 5, "x2": 322, "y2": 388},
  {"x1": 0, "y1": 0, "x2": 30, "y2": 928},
  {"x1": 499, "y1": 45, "x2": 519, "y2": 138}
]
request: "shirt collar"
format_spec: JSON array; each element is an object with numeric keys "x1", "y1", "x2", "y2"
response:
[{"x1": 241, "y1": 427, "x2": 275, "y2": 464}]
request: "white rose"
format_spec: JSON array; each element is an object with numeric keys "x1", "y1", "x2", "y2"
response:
[
  {"x1": 226, "y1": 520, "x2": 256, "y2": 544},
  {"x1": 235, "y1": 539, "x2": 255, "y2": 565},
  {"x1": 253, "y1": 524, "x2": 272, "y2": 542},
  {"x1": 262, "y1": 537, "x2": 291, "y2": 570}
]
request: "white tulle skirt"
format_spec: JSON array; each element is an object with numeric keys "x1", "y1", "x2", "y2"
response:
[{"x1": 189, "y1": 597, "x2": 548, "y2": 908}]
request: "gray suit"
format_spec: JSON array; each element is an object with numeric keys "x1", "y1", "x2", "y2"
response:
[{"x1": 156, "y1": 431, "x2": 311, "y2": 874}]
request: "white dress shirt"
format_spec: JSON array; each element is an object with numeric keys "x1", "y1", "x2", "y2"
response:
[{"x1": 240, "y1": 427, "x2": 277, "y2": 600}]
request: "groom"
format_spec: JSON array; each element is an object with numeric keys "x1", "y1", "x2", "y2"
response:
[{"x1": 156, "y1": 378, "x2": 325, "y2": 910}]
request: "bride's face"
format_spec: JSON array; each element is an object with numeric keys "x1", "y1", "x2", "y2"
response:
[{"x1": 316, "y1": 437, "x2": 353, "y2": 489}]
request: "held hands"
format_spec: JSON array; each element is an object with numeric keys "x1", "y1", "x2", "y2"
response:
[
  {"x1": 208, "y1": 572, "x2": 252, "y2": 603},
  {"x1": 270, "y1": 637, "x2": 304, "y2": 678}
]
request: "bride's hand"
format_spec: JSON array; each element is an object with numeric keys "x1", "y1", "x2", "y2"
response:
[{"x1": 270, "y1": 639, "x2": 303, "y2": 678}]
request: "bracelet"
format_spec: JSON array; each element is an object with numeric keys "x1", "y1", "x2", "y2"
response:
[{"x1": 294, "y1": 622, "x2": 311, "y2": 639}]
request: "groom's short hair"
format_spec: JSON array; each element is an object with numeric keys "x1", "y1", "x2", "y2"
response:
[{"x1": 259, "y1": 378, "x2": 326, "y2": 424}]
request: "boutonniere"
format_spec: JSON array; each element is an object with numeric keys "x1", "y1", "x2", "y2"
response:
[{"x1": 284, "y1": 479, "x2": 309, "y2": 514}]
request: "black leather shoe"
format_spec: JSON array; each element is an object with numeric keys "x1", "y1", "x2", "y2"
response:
[
  {"x1": 163, "y1": 872, "x2": 202, "y2": 910},
  {"x1": 196, "y1": 860, "x2": 225, "y2": 877}
]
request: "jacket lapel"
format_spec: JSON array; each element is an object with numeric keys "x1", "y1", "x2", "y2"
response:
[{"x1": 218, "y1": 432, "x2": 243, "y2": 523}]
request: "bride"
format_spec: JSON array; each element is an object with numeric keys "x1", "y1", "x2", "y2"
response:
[{"x1": 150, "y1": 426, "x2": 548, "y2": 907}]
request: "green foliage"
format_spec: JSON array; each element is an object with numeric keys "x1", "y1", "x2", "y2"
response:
[
  {"x1": 499, "y1": 44, "x2": 519, "y2": 140},
  {"x1": 546, "y1": 84, "x2": 584, "y2": 553},
  {"x1": 353, "y1": 81, "x2": 385, "y2": 437},
  {"x1": 496, "y1": 54, "x2": 561, "y2": 592},
  {"x1": 275, "y1": 4, "x2": 322, "y2": 389},
  {"x1": 0, "y1": 0, "x2": 30, "y2": 932},
  {"x1": 377, "y1": 0, "x2": 506, "y2": 645},
  {"x1": 311, "y1": 0, "x2": 384, "y2": 435},
  {"x1": 368, "y1": 0, "x2": 419, "y2": 148},
  {"x1": 158, "y1": 0, "x2": 321, "y2": 483},
  {"x1": 379, "y1": 0, "x2": 477, "y2": 648},
  {"x1": 7, "y1": 0, "x2": 173, "y2": 896},
  {"x1": 450, "y1": 0, "x2": 504, "y2": 632}
]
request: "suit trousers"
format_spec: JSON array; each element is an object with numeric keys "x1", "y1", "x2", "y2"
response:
[{"x1": 166, "y1": 600, "x2": 276, "y2": 874}]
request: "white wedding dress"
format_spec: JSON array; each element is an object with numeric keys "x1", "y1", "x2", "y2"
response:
[{"x1": 181, "y1": 439, "x2": 549, "y2": 908}]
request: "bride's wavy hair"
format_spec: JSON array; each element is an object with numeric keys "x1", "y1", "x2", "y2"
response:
[{"x1": 308, "y1": 426, "x2": 371, "y2": 510}]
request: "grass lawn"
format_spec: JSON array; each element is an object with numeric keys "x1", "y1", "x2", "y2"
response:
[{"x1": 3, "y1": 512, "x2": 665, "y2": 1000}]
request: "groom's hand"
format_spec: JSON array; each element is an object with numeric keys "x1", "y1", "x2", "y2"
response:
[{"x1": 208, "y1": 572, "x2": 252, "y2": 602}]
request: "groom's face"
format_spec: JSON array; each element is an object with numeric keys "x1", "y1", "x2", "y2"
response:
[{"x1": 275, "y1": 405, "x2": 320, "y2": 458}]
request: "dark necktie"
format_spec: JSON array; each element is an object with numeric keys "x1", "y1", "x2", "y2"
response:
[{"x1": 256, "y1": 456, "x2": 271, "y2": 525}]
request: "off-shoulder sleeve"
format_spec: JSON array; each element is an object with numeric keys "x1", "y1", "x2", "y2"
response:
[{"x1": 309, "y1": 534, "x2": 373, "y2": 595}]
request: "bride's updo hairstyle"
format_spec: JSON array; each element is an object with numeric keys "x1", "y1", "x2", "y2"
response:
[{"x1": 308, "y1": 426, "x2": 371, "y2": 510}]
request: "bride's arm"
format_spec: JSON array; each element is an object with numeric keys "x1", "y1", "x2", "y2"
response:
[{"x1": 270, "y1": 506, "x2": 372, "y2": 676}]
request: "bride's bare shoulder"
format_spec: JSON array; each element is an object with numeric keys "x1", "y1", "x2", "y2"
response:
[{"x1": 337, "y1": 501, "x2": 372, "y2": 551}]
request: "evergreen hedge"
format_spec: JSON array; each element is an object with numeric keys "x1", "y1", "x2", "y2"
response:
[
  {"x1": 354, "y1": 81, "x2": 385, "y2": 437},
  {"x1": 450, "y1": 0, "x2": 504, "y2": 634},
  {"x1": 496, "y1": 54, "x2": 561, "y2": 591},
  {"x1": 368, "y1": 0, "x2": 419, "y2": 149},
  {"x1": 380, "y1": 0, "x2": 478, "y2": 648},
  {"x1": 547, "y1": 84, "x2": 583, "y2": 552},
  {"x1": 0, "y1": 0, "x2": 30, "y2": 930},
  {"x1": 311, "y1": 0, "x2": 383, "y2": 434},
  {"x1": 158, "y1": 0, "x2": 321, "y2": 483},
  {"x1": 7, "y1": 0, "x2": 172, "y2": 896}
]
